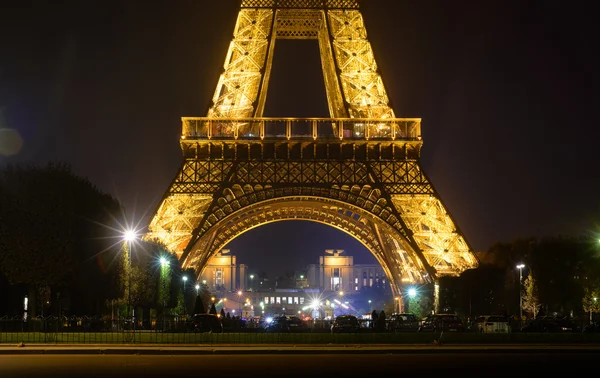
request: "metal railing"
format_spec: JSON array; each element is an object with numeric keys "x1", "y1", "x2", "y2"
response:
[
  {"x1": 181, "y1": 117, "x2": 421, "y2": 142},
  {"x1": 2, "y1": 316, "x2": 600, "y2": 345}
]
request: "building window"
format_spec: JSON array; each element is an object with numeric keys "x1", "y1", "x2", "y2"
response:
[
  {"x1": 294, "y1": 297, "x2": 299, "y2": 304},
  {"x1": 270, "y1": 297, "x2": 275, "y2": 304},
  {"x1": 216, "y1": 268, "x2": 223, "y2": 286},
  {"x1": 276, "y1": 297, "x2": 281, "y2": 304},
  {"x1": 355, "y1": 286, "x2": 358, "y2": 291},
  {"x1": 264, "y1": 296, "x2": 269, "y2": 304},
  {"x1": 332, "y1": 268, "x2": 340, "y2": 290},
  {"x1": 288, "y1": 297, "x2": 292, "y2": 305},
  {"x1": 300, "y1": 297, "x2": 304, "y2": 305},
  {"x1": 369, "y1": 278, "x2": 373, "y2": 287}
]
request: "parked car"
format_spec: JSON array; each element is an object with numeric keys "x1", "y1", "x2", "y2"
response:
[
  {"x1": 331, "y1": 315, "x2": 361, "y2": 333},
  {"x1": 387, "y1": 313, "x2": 420, "y2": 332},
  {"x1": 521, "y1": 316, "x2": 581, "y2": 333},
  {"x1": 264, "y1": 315, "x2": 307, "y2": 333},
  {"x1": 472, "y1": 315, "x2": 511, "y2": 333},
  {"x1": 419, "y1": 314, "x2": 465, "y2": 332},
  {"x1": 188, "y1": 314, "x2": 223, "y2": 333}
]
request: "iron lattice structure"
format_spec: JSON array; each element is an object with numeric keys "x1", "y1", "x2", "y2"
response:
[{"x1": 145, "y1": 0, "x2": 478, "y2": 298}]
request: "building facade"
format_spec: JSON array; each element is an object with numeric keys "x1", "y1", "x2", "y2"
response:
[
  {"x1": 200, "y1": 249, "x2": 238, "y2": 292},
  {"x1": 306, "y1": 249, "x2": 389, "y2": 294}
]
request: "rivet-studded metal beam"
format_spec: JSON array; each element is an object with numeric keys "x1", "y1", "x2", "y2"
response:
[{"x1": 145, "y1": 0, "x2": 478, "y2": 301}]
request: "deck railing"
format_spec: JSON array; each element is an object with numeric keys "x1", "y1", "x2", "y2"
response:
[{"x1": 181, "y1": 117, "x2": 421, "y2": 142}]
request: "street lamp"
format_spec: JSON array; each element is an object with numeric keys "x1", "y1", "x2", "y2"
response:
[
  {"x1": 237, "y1": 290, "x2": 242, "y2": 316},
  {"x1": 160, "y1": 256, "x2": 170, "y2": 331},
  {"x1": 182, "y1": 276, "x2": 188, "y2": 318},
  {"x1": 592, "y1": 297, "x2": 598, "y2": 324},
  {"x1": 516, "y1": 263, "x2": 525, "y2": 328},
  {"x1": 123, "y1": 230, "x2": 136, "y2": 330},
  {"x1": 195, "y1": 284, "x2": 200, "y2": 296}
]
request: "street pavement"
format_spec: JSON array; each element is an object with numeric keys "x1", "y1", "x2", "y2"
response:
[{"x1": 2, "y1": 343, "x2": 600, "y2": 354}]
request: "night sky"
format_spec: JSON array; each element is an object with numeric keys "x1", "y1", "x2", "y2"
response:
[{"x1": 1, "y1": 0, "x2": 598, "y2": 277}]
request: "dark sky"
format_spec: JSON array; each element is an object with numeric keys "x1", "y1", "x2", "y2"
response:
[{"x1": 1, "y1": 0, "x2": 598, "y2": 277}]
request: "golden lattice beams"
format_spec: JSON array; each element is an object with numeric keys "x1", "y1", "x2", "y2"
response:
[
  {"x1": 391, "y1": 194, "x2": 476, "y2": 276},
  {"x1": 182, "y1": 197, "x2": 430, "y2": 289}
]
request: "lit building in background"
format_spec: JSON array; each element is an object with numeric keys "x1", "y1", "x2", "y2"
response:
[
  {"x1": 202, "y1": 248, "x2": 390, "y2": 319},
  {"x1": 200, "y1": 249, "x2": 237, "y2": 292},
  {"x1": 306, "y1": 249, "x2": 388, "y2": 294}
]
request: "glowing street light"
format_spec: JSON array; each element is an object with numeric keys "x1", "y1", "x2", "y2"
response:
[
  {"x1": 122, "y1": 230, "x2": 137, "y2": 330},
  {"x1": 182, "y1": 276, "x2": 188, "y2": 318},
  {"x1": 407, "y1": 288, "x2": 417, "y2": 298},
  {"x1": 195, "y1": 284, "x2": 200, "y2": 296},
  {"x1": 124, "y1": 230, "x2": 136, "y2": 242},
  {"x1": 160, "y1": 256, "x2": 169, "y2": 267},
  {"x1": 159, "y1": 256, "x2": 170, "y2": 331},
  {"x1": 516, "y1": 263, "x2": 525, "y2": 328}
]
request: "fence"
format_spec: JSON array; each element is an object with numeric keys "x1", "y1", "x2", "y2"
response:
[{"x1": 2, "y1": 316, "x2": 600, "y2": 345}]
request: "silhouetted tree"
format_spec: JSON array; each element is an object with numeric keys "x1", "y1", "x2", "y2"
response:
[
  {"x1": 0, "y1": 162, "x2": 122, "y2": 316},
  {"x1": 209, "y1": 303, "x2": 217, "y2": 315}
]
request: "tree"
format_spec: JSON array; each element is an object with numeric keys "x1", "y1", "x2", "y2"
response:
[
  {"x1": 209, "y1": 303, "x2": 217, "y2": 315},
  {"x1": 522, "y1": 272, "x2": 540, "y2": 318},
  {"x1": 582, "y1": 286, "x2": 600, "y2": 324},
  {"x1": 0, "y1": 162, "x2": 122, "y2": 316},
  {"x1": 193, "y1": 295, "x2": 206, "y2": 315},
  {"x1": 407, "y1": 293, "x2": 433, "y2": 320}
]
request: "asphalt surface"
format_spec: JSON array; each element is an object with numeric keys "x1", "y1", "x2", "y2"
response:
[
  {"x1": 2, "y1": 350, "x2": 600, "y2": 378},
  {"x1": 2, "y1": 343, "x2": 600, "y2": 354}
]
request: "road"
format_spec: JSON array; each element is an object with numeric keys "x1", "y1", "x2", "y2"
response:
[{"x1": 1, "y1": 352, "x2": 597, "y2": 377}]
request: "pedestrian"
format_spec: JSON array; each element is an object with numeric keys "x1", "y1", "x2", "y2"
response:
[
  {"x1": 371, "y1": 309, "x2": 378, "y2": 329},
  {"x1": 378, "y1": 310, "x2": 386, "y2": 331}
]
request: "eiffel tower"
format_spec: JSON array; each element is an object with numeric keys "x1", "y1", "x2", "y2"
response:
[{"x1": 145, "y1": 0, "x2": 478, "y2": 305}]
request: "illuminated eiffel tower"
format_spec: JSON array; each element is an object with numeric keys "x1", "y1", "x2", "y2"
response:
[{"x1": 145, "y1": 0, "x2": 478, "y2": 304}]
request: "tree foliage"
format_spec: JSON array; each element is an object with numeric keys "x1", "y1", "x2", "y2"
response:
[
  {"x1": 522, "y1": 272, "x2": 540, "y2": 318},
  {"x1": 582, "y1": 286, "x2": 600, "y2": 314},
  {"x1": 0, "y1": 162, "x2": 123, "y2": 316}
]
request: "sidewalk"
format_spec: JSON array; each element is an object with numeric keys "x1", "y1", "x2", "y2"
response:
[{"x1": 2, "y1": 343, "x2": 600, "y2": 355}]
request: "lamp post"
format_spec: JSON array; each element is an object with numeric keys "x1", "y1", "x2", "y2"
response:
[
  {"x1": 237, "y1": 290, "x2": 242, "y2": 316},
  {"x1": 195, "y1": 284, "x2": 200, "y2": 296},
  {"x1": 516, "y1": 263, "x2": 525, "y2": 329},
  {"x1": 592, "y1": 297, "x2": 598, "y2": 324},
  {"x1": 160, "y1": 256, "x2": 170, "y2": 331},
  {"x1": 182, "y1": 276, "x2": 188, "y2": 318},
  {"x1": 123, "y1": 230, "x2": 136, "y2": 330}
]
